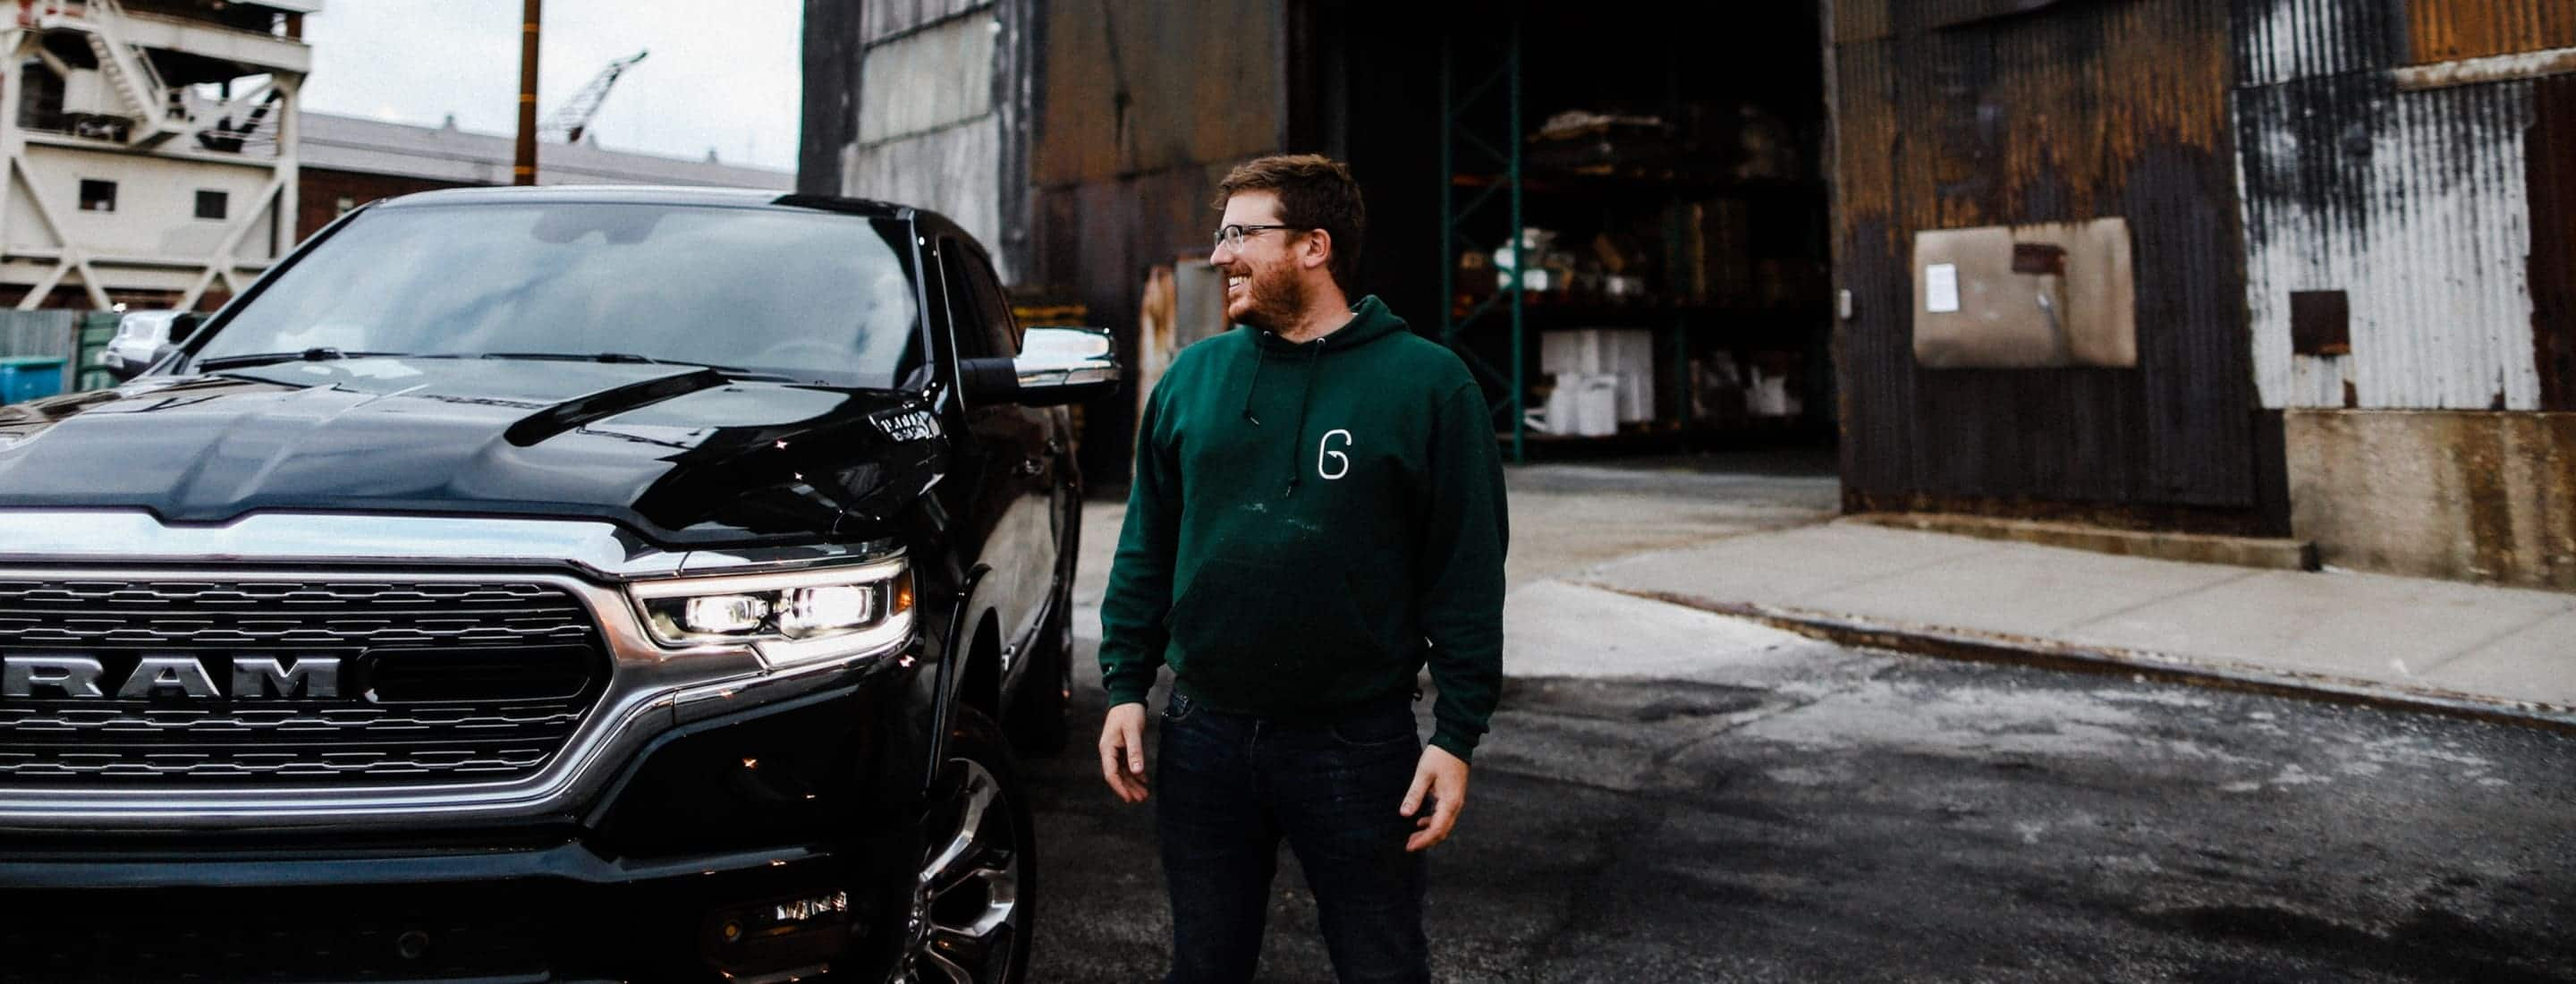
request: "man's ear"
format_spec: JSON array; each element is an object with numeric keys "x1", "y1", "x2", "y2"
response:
[{"x1": 1301, "y1": 228, "x2": 1335, "y2": 272}]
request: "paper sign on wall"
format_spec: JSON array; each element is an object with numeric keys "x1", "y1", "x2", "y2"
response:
[
  {"x1": 1924, "y1": 264, "x2": 1961, "y2": 313},
  {"x1": 1910, "y1": 218, "x2": 2137, "y2": 369}
]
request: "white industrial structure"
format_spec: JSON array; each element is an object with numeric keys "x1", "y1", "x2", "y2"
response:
[{"x1": 0, "y1": 0, "x2": 317, "y2": 310}]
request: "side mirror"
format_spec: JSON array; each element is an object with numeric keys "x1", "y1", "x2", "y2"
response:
[
  {"x1": 168, "y1": 310, "x2": 208, "y2": 344},
  {"x1": 960, "y1": 327, "x2": 1121, "y2": 408},
  {"x1": 1010, "y1": 327, "x2": 1120, "y2": 407},
  {"x1": 101, "y1": 350, "x2": 139, "y2": 382}
]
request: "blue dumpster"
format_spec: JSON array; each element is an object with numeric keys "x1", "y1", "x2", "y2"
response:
[{"x1": 0, "y1": 356, "x2": 65, "y2": 403}]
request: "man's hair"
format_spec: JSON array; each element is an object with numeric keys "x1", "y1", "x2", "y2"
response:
[{"x1": 1215, "y1": 154, "x2": 1367, "y2": 297}]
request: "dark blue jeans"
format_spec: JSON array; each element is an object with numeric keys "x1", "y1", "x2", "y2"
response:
[{"x1": 1157, "y1": 690, "x2": 1429, "y2": 984}]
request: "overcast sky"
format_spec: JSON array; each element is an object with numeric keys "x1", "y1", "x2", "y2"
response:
[{"x1": 299, "y1": 1, "x2": 802, "y2": 174}]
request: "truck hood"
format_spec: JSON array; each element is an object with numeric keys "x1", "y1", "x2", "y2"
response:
[{"x1": 0, "y1": 358, "x2": 949, "y2": 545}]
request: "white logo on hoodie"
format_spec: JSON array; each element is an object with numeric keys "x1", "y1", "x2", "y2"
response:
[{"x1": 1318, "y1": 429, "x2": 1352, "y2": 480}]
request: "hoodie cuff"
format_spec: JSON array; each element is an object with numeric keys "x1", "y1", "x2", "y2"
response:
[
  {"x1": 1105, "y1": 674, "x2": 1155, "y2": 709},
  {"x1": 1429, "y1": 727, "x2": 1479, "y2": 763}
]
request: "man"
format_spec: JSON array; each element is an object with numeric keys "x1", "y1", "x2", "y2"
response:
[{"x1": 1097, "y1": 153, "x2": 1509, "y2": 984}]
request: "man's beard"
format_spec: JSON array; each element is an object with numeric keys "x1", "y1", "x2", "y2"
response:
[{"x1": 1233, "y1": 261, "x2": 1310, "y2": 334}]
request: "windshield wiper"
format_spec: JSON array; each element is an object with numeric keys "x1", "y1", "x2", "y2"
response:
[
  {"x1": 198, "y1": 348, "x2": 409, "y2": 370},
  {"x1": 471, "y1": 352, "x2": 805, "y2": 382}
]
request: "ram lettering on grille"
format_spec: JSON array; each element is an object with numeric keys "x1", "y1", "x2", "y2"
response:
[{"x1": 0, "y1": 578, "x2": 607, "y2": 785}]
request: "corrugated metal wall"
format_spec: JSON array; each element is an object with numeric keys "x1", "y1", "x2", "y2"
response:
[
  {"x1": 863, "y1": 0, "x2": 987, "y2": 41},
  {"x1": 2532, "y1": 75, "x2": 2576, "y2": 411},
  {"x1": 1026, "y1": 0, "x2": 1285, "y2": 488},
  {"x1": 835, "y1": 0, "x2": 1034, "y2": 281},
  {"x1": 2235, "y1": 0, "x2": 2576, "y2": 411},
  {"x1": 1831, "y1": 0, "x2": 2271, "y2": 525},
  {"x1": 1029, "y1": 1, "x2": 1281, "y2": 187}
]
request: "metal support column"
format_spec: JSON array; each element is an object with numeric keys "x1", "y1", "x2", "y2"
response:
[{"x1": 1436, "y1": 11, "x2": 1525, "y2": 462}]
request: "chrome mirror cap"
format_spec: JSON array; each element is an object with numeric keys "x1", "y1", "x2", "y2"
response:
[{"x1": 1010, "y1": 326, "x2": 1119, "y2": 406}]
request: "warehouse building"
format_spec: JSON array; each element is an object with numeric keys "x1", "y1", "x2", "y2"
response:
[
  {"x1": 804, "y1": 0, "x2": 2574, "y2": 590},
  {"x1": 0, "y1": 0, "x2": 319, "y2": 312}
]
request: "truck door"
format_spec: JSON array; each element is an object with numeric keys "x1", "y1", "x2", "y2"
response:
[{"x1": 933, "y1": 239, "x2": 1055, "y2": 674}]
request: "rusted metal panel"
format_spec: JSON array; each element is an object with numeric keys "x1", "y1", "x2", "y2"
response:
[
  {"x1": 2534, "y1": 74, "x2": 2576, "y2": 410},
  {"x1": 1032, "y1": 0, "x2": 1283, "y2": 186},
  {"x1": 1022, "y1": 0, "x2": 1288, "y2": 485},
  {"x1": 864, "y1": 0, "x2": 985, "y2": 44},
  {"x1": 1918, "y1": 0, "x2": 2071, "y2": 31},
  {"x1": 1030, "y1": 162, "x2": 1245, "y2": 487},
  {"x1": 2238, "y1": 74, "x2": 2546, "y2": 410},
  {"x1": 2408, "y1": 0, "x2": 2576, "y2": 64},
  {"x1": 1833, "y1": 0, "x2": 1890, "y2": 43},
  {"x1": 2289, "y1": 290, "x2": 2351, "y2": 355},
  {"x1": 1828, "y1": 38, "x2": 1897, "y2": 237},
  {"x1": 2233, "y1": 0, "x2": 2400, "y2": 87},
  {"x1": 1834, "y1": 0, "x2": 2262, "y2": 516}
]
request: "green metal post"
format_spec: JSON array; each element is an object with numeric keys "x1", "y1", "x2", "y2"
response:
[
  {"x1": 1504, "y1": 12, "x2": 1523, "y2": 463},
  {"x1": 1436, "y1": 17, "x2": 1527, "y2": 462},
  {"x1": 1674, "y1": 311, "x2": 1689, "y2": 450},
  {"x1": 1439, "y1": 35, "x2": 1453, "y2": 351}
]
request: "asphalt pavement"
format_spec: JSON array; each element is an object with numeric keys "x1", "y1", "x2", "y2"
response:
[{"x1": 1029, "y1": 462, "x2": 2576, "y2": 983}]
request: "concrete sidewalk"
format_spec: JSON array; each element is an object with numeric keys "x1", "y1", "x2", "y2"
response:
[{"x1": 1576, "y1": 520, "x2": 2576, "y2": 728}]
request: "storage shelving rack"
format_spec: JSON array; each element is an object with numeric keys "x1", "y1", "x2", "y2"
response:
[{"x1": 1436, "y1": 10, "x2": 1834, "y2": 463}]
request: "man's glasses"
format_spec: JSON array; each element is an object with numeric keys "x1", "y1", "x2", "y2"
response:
[{"x1": 1213, "y1": 224, "x2": 1305, "y2": 252}]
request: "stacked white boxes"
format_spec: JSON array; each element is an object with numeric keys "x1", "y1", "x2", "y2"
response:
[
  {"x1": 1533, "y1": 373, "x2": 1621, "y2": 437},
  {"x1": 1540, "y1": 328, "x2": 1655, "y2": 424}
]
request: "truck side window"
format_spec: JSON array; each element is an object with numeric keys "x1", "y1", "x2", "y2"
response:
[
  {"x1": 936, "y1": 242, "x2": 997, "y2": 362},
  {"x1": 938, "y1": 240, "x2": 1021, "y2": 357},
  {"x1": 969, "y1": 253, "x2": 1022, "y2": 355}
]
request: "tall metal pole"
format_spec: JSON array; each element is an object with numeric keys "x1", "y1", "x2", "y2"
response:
[
  {"x1": 514, "y1": 0, "x2": 541, "y2": 185},
  {"x1": 1438, "y1": 34, "x2": 1453, "y2": 349},
  {"x1": 1505, "y1": 11, "x2": 1524, "y2": 464}
]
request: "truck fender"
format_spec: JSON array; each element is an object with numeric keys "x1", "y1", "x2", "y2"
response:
[{"x1": 923, "y1": 560, "x2": 992, "y2": 794}]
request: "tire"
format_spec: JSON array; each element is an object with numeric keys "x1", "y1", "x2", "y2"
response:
[
  {"x1": 1002, "y1": 598, "x2": 1072, "y2": 757},
  {"x1": 894, "y1": 707, "x2": 1036, "y2": 984}
]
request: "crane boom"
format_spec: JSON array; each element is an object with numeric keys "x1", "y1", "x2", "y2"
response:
[{"x1": 538, "y1": 49, "x2": 648, "y2": 144}]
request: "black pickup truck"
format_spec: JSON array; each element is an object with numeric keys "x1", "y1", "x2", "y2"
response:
[{"x1": 0, "y1": 186, "x2": 1114, "y2": 983}]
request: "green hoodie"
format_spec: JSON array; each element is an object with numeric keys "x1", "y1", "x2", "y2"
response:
[{"x1": 1099, "y1": 295, "x2": 1508, "y2": 760}]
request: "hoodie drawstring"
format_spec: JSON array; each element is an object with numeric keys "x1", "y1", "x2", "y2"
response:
[
  {"x1": 1282, "y1": 340, "x2": 1322, "y2": 496},
  {"x1": 1241, "y1": 334, "x2": 1328, "y2": 497},
  {"x1": 1241, "y1": 346, "x2": 1267, "y2": 426}
]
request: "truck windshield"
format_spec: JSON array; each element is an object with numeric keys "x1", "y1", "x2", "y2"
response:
[{"x1": 191, "y1": 201, "x2": 924, "y2": 389}]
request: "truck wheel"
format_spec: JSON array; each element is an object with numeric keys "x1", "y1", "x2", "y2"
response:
[
  {"x1": 1003, "y1": 602, "x2": 1072, "y2": 756},
  {"x1": 897, "y1": 708, "x2": 1034, "y2": 984}
]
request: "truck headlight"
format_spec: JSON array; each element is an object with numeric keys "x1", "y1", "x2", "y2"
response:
[{"x1": 629, "y1": 556, "x2": 915, "y2": 670}]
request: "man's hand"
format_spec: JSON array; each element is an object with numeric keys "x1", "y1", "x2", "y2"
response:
[
  {"x1": 1097, "y1": 702, "x2": 1150, "y2": 803},
  {"x1": 1399, "y1": 744, "x2": 1470, "y2": 852}
]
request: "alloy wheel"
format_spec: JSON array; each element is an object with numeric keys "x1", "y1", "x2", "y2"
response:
[{"x1": 896, "y1": 758, "x2": 1022, "y2": 984}]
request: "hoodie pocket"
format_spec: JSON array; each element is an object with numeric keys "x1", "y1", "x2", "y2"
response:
[{"x1": 1165, "y1": 556, "x2": 1384, "y2": 710}]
